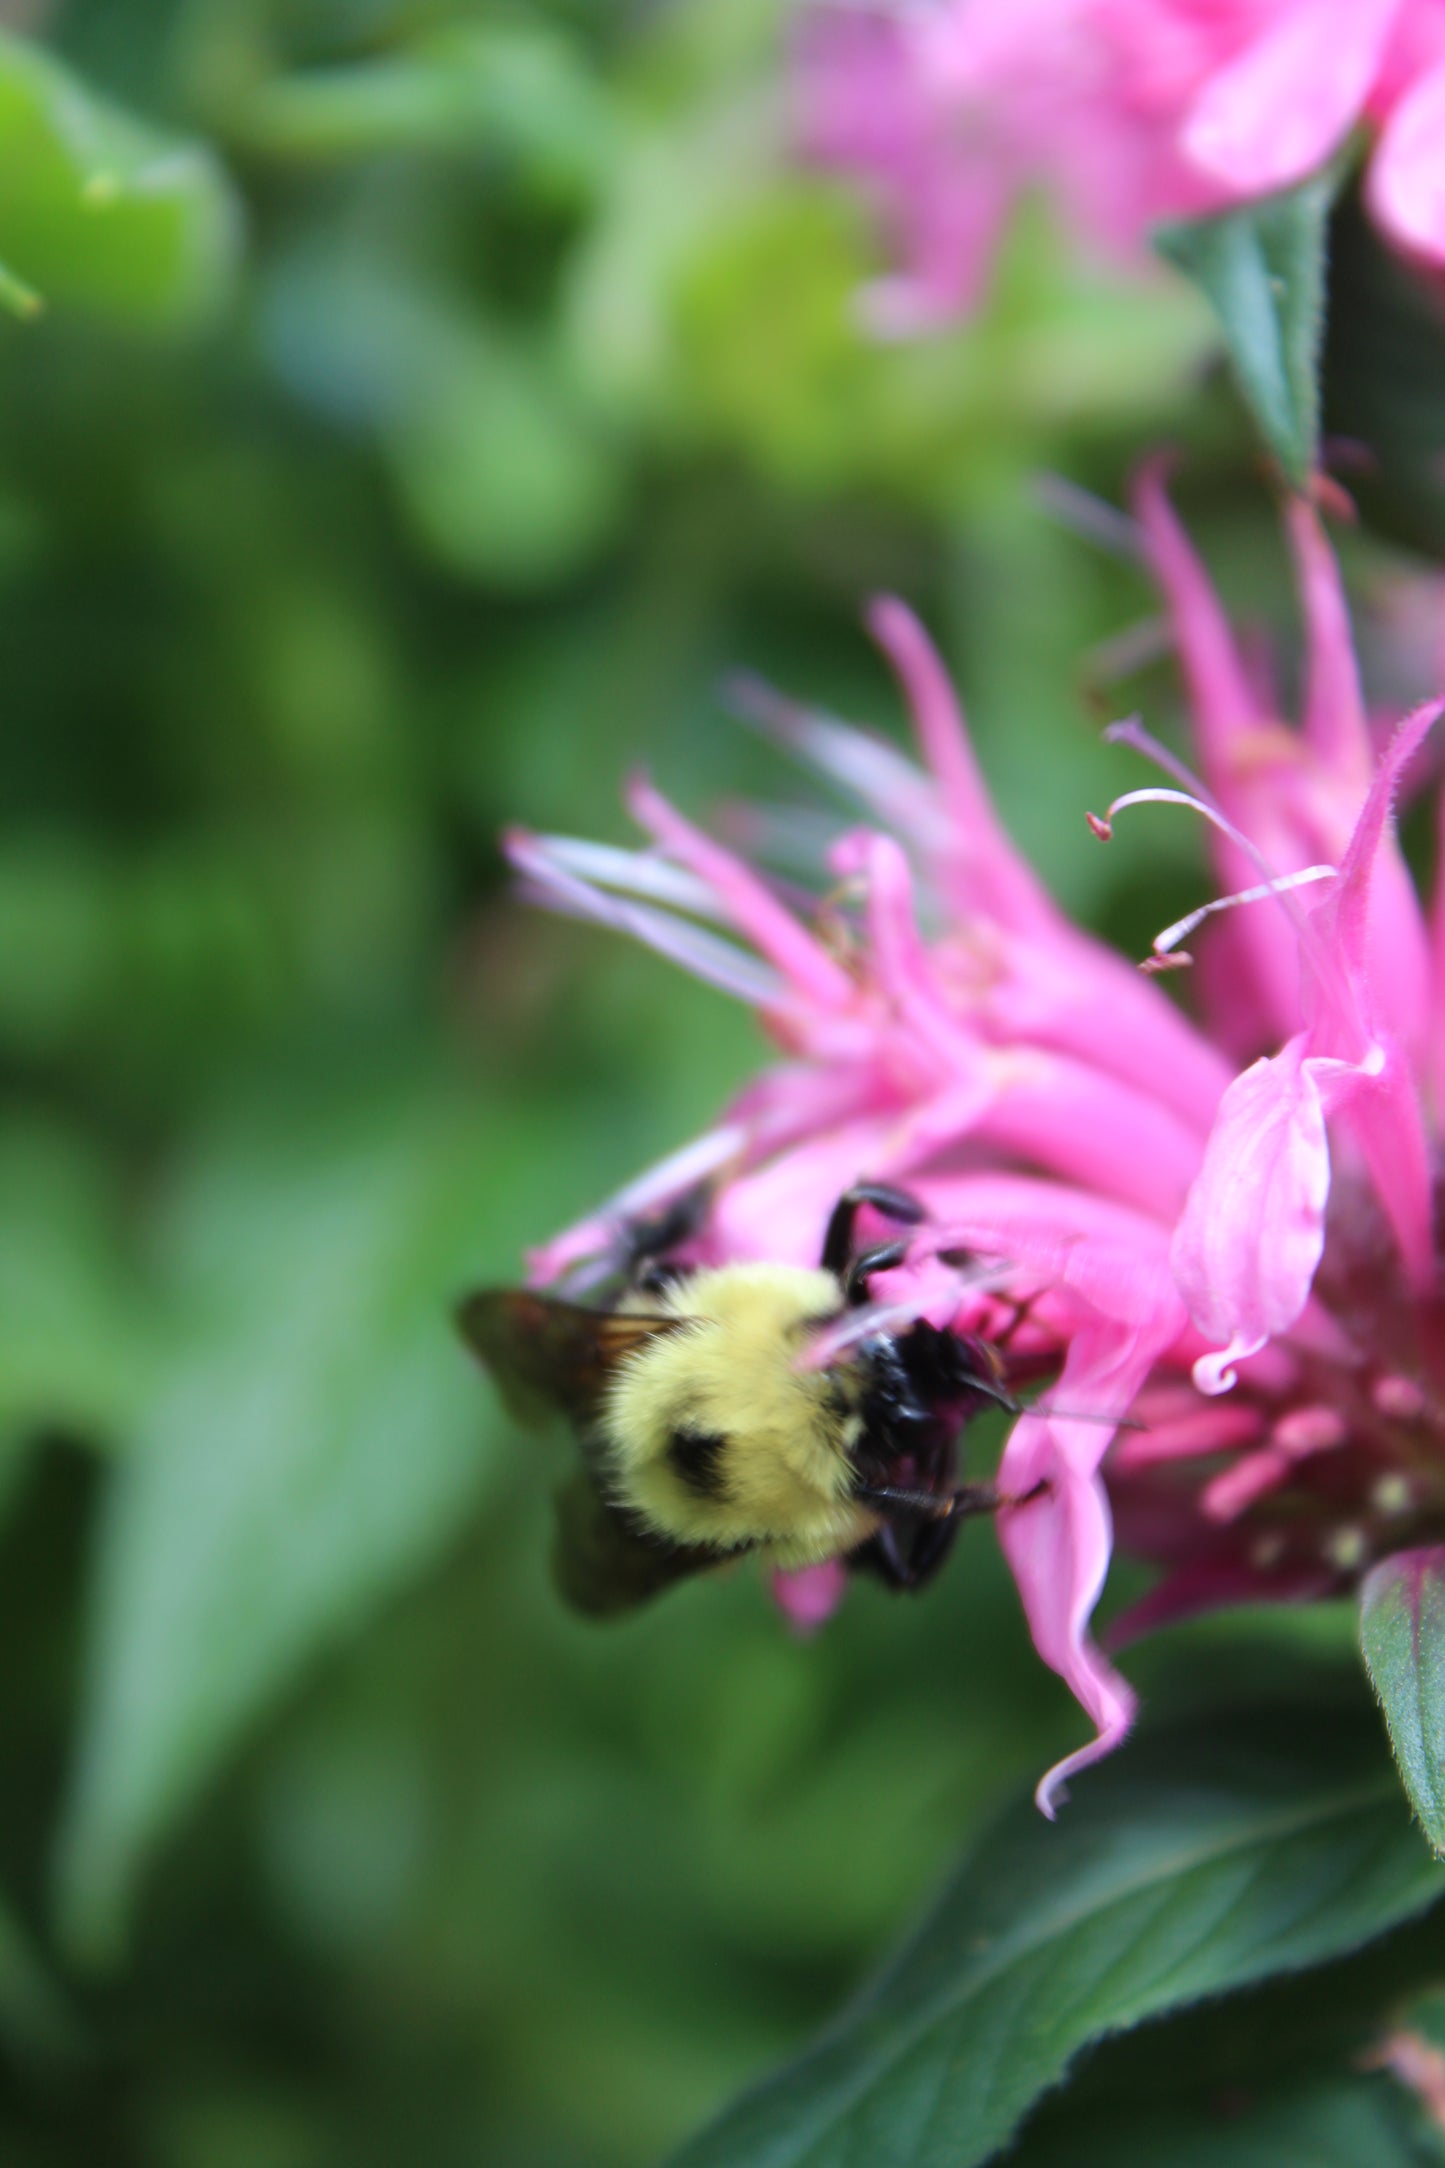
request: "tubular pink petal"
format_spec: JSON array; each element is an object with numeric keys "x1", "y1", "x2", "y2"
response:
[
  {"x1": 1134, "y1": 461, "x2": 1263, "y2": 782},
  {"x1": 1318, "y1": 699, "x2": 1441, "y2": 999},
  {"x1": 1284, "y1": 496, "x2": 1374, "y2": 785},
  {"x1": 1335, "y1": 1051, "x2": 1436, "y2": 1289},
  {"x1": 983, "y1": 927, "x2": 1234, "y2": 1132},
  {"x1": 855, "y1": 831, "x2": 938, "y2": 1003},
  {"x1": 1106, "y1": 1559, "x2": 1338, "y2": 1648},
  {"x1": 772, "y1": 1560, "x2": 849, "y2": 1633},
  {"x1": 1431, "y1": 785, "x2": 1445, "y2": 1111},
  {"x1": 1179, "y1": 0, "x2": 1401, "y2": 196},
  {"x1": 866, "y1": 595, "x2": 1058, "y2": 932},
  {"x1": 525, "y1": 834, "x2": 727, "y2": 918},
  {"x1": 506, "y1": 829, "x2": 787, "y2": 1006},
  {"x1": 1367, "y1": 56, "x2": 1445, "y2": 265},
  {"x1": 626, "y1": 775, "x2": 856, "y2": 1011},
  {"x1": 1172, "y1": 1038, "x2": 1331, "y2": 1377},
  {"x1": 1110, "y1": 1400, "x2": 1265, "y2": 1472},
  {"x1": 729, "y1": 674, "x2": 950, "y2": 850},
  {"x1": 978, "y1": 1053, "x2": 1207, "y2": 1218}
]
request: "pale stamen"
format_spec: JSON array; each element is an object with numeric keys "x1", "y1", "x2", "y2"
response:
[
  {"x1": 1088, "y1": 782, "x2": 1343, "y2": 997},
  {"x1": 1142, "y1": 864, "x2": 1337, "y2": 972}
]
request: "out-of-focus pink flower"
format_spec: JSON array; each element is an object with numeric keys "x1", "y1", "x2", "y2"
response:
[
  {"x1": 796, "y1": 0, "x2": 1445, "y2": 335},
  {"x1": 506, "y1": 474, "x2": 1443, "y2": 1814}
]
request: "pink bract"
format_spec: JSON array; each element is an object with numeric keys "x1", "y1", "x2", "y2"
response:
[
  {"x1": 796, "y1": 0, "x2": 1445, "y2": 334},
  {"x1": 508, "y1": 473, "x2": 1444, "y2": 1814}
]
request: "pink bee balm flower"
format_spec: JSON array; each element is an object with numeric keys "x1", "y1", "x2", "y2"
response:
[
  {"x1": 505, "y1": 475, "x2": 1442, "y2": 1814},
  {"x1": 796, "y1": 0, "x2": 1445, "y2": 335}
]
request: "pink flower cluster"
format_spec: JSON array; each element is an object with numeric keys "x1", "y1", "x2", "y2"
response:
[
  {"x1": 509, "y1": 475, "x2": 1442, "y2": 1814},
  {"x1": 797, "y1": 0, "x2": 1445, "y2": 334}
]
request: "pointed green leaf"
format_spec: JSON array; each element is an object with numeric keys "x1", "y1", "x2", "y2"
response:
[
  {"x1": 1361, "y1": 1547, "x2": 1445, "y2": 1852},
  {"x1": 55, "y1": 1082, "x2": 513, "y2": 1961},
  {"x1": 0, "y1": 32, "x2": 239, "y2": 327},
  {"x1": 669, "y1": 1701, "x2": 1444, "y2": 2168},
  {"x1": 1155, "y1": 166, "x2": 1340, "y2": 490}
]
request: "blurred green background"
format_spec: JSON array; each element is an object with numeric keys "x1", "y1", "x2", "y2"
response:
[{"x1": 2, "y1": 3, "x2": 1436, "y2": 2163}]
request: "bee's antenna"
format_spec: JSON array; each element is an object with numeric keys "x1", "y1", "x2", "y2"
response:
[{"x1": 1028, "y1": 1400, "x2": 1146, "y2": 1432}]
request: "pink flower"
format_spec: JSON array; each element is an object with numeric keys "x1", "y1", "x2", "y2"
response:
[
  {"x1": 796, "y1": 0, "x2": 1445, "y2": 335},
  {"x1": 505, "y1": 474, "x2": 1443, "y2": 1814}
]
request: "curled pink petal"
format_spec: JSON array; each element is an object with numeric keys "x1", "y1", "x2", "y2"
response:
[{"x1": 1172, "y1": 1038, "x2": 1330, "y2": 1390}]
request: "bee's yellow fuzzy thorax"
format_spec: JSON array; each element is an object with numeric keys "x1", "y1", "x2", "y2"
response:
[{"x1": 601, "y1": 1263, "x2": 879, "y2": 1565}]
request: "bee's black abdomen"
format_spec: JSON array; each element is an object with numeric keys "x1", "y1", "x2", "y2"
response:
[{"x1": 667, "y1": 1424, "x2": 732, "y2": 1498}]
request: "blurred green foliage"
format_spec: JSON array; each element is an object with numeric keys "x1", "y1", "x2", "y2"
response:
[{"x1": 1, "y1": 2, "x2": 1438, "y2": 2164}]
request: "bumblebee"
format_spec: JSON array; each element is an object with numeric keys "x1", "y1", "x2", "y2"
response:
[{"x1": 457, "y1": 1183, "x2": 1043, "y2": 1616}]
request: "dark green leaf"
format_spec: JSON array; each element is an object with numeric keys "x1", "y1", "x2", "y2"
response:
[
  {"x1": 0, "y1": 1118, "x2": 159, "y2": 1463},
  {"x1": 1016, "y1": 2071, "x2": 1437, "y2": 2168},
  {"x1": 0, "y1": 31, "x2": 239, "y2": 326},
  {"x1": 1322, "y1": 187, "x2": 1445, "y2": 559},
  {"x1": 669, "y1": 1702, "x2": 1444, "y2": 2168},
  {"x1": 1361, "y1": 1548, "x2": 1445, "y2": 1852},
  {"x1": 1155, "y1": 166, "x2": 1340, "y2": 489},
  {"x1": 0, "y1": 1894, "x2": 77, "y2": 2064},
  {"x1": 55, "y1": 1081, "x2": 511, "y2": 1960},
  {"x1": 237, "y1": 24, "x2": 612, "y2": 197}
]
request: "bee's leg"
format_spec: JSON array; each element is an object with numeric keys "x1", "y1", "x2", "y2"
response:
[
  {"x1": 851, "y1": 1474, "x2": 1048, "y2": 1593},
  {"x1": 854, "y1": 1478, "x2": 1048, "y2": 1517},
  {"x1": 849, "y1": 1512, "x2": 963, "y2": 1592},
  {"x1": 620, "y1": 1182, "x2": 714, "y2": 1288},
  {"x1": 848, "y1": 1522, "x2": 922, "y2": 1590},
  {"x1": 821, "y1": 1182, "x2": 926, "y2": 1281},
  {"x1": 843, "y1": 1239, "x2": 912, "y2": 1307}
]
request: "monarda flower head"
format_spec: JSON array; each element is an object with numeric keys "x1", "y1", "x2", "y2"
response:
[
  {"x1": 506, "y1": 474, "x2": 1442, "y2": 1814},
  {"x1": 797, "y1": 0, "x2": 1445, "y2": 335}
]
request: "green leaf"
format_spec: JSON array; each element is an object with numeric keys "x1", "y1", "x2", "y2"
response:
[
  {"x1": 668, "y1": 1701, "x2": 1445, "y2": 2168},
  {"x1": 1016, "y1": 2070, "x2": 1437, "y2": 2168},
  {"x1": 0, "y1": 1117, "x2": 159, "y2": 1455},
  {"x1": 0, "y1": 32, "x2": 239, "y2": 327},
  {"x1": 1361, "y1": 1547, "x2": 1445, "y2": 1852},
  {"x1": 0, "y1": 1893, "x2": 78, "y2": 2064},
  {"x1": 55, "y1": 1079, "x2": 514, "y2": 1960},
  {"x1": 1155, "y1": 165, "x2": 1340, "y2": 490},
  {"x1": 238, "y1": 24, "x2": 613, "y2": 198},
  {"x1": 1322, "y1": 187, "x2": 1445, "y2": 560}
]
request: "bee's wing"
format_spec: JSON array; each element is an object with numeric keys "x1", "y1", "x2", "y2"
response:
[
  {"x1": 455, "y1": 1287, "x2": 680, "y2": 1431},
  {"x1": 550, "y1": 1468, "x2": 726, "y2": 1617}
]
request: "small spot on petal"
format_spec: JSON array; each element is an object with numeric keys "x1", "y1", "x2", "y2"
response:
[
  {"x1": 1325, "y1": 1526, "x2": 1368, "y2": 1572},
  {"x1": 1371, "y1": 1474, "x2": 1414, "y2": 1516},
  {"x1": 1373, "y1": 1373, "x2": 1427, "y2": 1422},
  {"x1": 1272, "y1": 1405, "x2": 1347, "y2": 1456}
]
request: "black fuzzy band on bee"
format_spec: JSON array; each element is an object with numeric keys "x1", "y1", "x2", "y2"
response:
[{"x1": 666, "y1": 1424, "x2": 732, "y2": 1498}]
